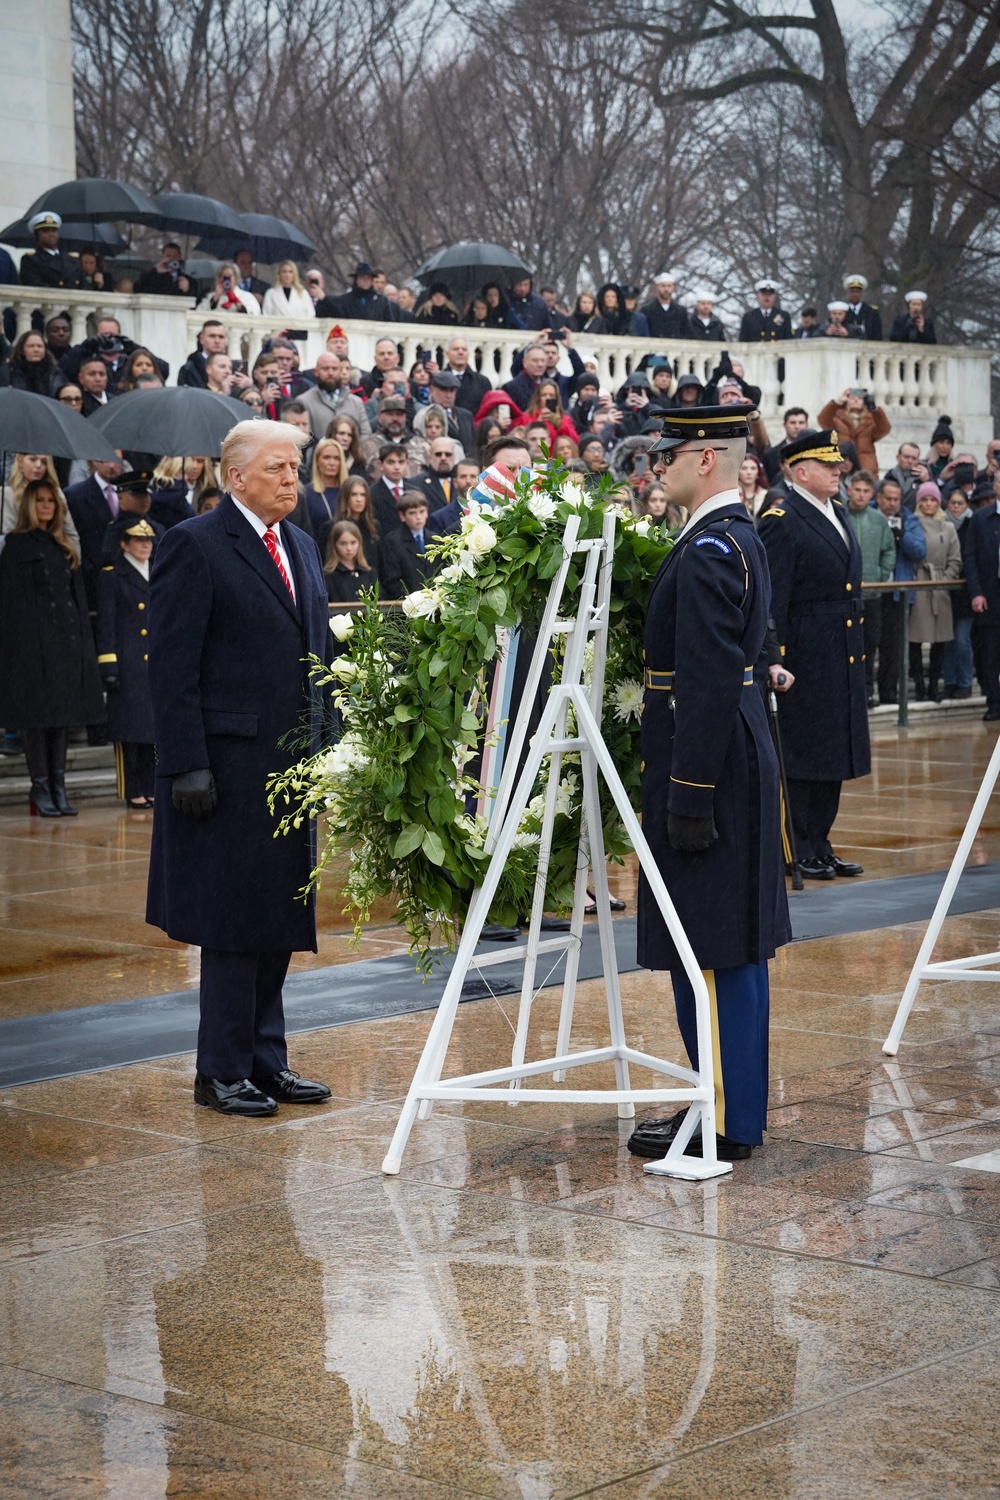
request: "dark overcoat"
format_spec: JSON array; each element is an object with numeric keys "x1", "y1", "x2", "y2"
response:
[
  {"x1": 757, "y1": 487, "x2": 871, "y2": 782},
  {"x1": 145, "y1": 496, "x2": 330, "y2": 952},
  {"x1": 0, "y1": 529, "x2": 103, "y2": 728},
  {"x1": 96, "y1": 557, "x2": 154, "y2": 742},
  {"x1": 637, "y1": 499, "x2": 791, "y2": 971},
  {"x1": 738, "y1": 308, "x2": 792, "y2": 341}
]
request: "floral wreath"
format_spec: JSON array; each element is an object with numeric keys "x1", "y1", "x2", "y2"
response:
[{"x1": 268, "y1": 461, "x2": 673, "y2": 971}]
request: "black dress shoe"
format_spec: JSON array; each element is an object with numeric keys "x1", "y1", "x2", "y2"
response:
[
  {"x1": 826, "y1": 855, "x2": 864, "y2": 877},
  {"x1": 627, "y1": 1109, "x2": 753, "y2": 1162},
  {"x1": 985, "y1": 708, "x2": 1000, "y2": 722},
  {"x1": 194, "y1": 1074, "x2": 277, "y2": 1116},
  {"x1": 250, "y1": 1069, "x2": 331, "y2": 1104},
  {"x1": 798, "y1": 857, "x2": 836, "y2": 880}
]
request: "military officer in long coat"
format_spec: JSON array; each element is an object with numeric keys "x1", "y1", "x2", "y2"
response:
[
  {"x1": 629, "y1": 406, "x2": 792, "y2": 1164},
  {"x1": 842, "y1": 274, "x2": 883, "y2": 340},
  {"x1": 146, "y1": 421, "x2": 333, "y2": 1116},
  {"x1": 757, "y1": 429, "x2": 872, "y2": 878},
  {"x1": 96, "y1": 518, "x2": 157, "y2": 807},
  {"x1": 19, "y1": 213, "x2": 83, "y2": 290}
]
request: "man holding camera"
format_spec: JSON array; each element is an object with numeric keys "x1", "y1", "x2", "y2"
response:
[
  {"x1": 818, "y1": 387, "x2": 891, "y2": 477},
  {"x1": 135, "y1": 244, "x2": 192, "y2": 296}
]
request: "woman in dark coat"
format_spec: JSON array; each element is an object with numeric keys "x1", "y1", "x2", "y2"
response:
[
  {"x1": 415, "y1": 282, "x2": 462, "y2": 325},
  {"x1": 595, "y1": 283, "x2": 638, "y2": 338},
  {"x1": 0, "y1": 479, "x2": 104, "y2": 815},
  {"x1": 96, "y1": 518, "x2": 156, "y2": 807},
  {"x1": 0, "y1": 330, "x2": 66, "y2": 397},
  {"x1": 566, "y1": 290, "x2": 605, "y2": 334}
]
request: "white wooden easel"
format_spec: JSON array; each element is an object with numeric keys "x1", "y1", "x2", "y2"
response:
[
  {"x1": 380, "y1": 509, "x2": 730, "y2": 1181},
  {"x1": 884, "y1": 731, "x2": 1000, "y2": 1055}
]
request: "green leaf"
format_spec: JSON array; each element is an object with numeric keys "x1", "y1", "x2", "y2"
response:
[
  {"x1": 394, "y1": 704, "x2": 417, "y2": 722},
  {"x1": 421, "y1": 827, "x2": 446, "y2": 865},
  {"x1": 483, "y1": 584, "x2": 508, "y2": 617},
  {"x1": 392, "y1": 824, "x2": 425, "y2": 858}
]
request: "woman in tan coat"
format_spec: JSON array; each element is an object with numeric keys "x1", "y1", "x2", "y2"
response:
[
  {"x1": 818, "y1": 387, "x2": 892, "y2": 476},
  {"x1": 909, "y1": 480, "x2": 962, "y2": 701}
]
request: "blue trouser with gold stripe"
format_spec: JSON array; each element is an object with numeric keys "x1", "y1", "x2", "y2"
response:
[{"x1": 670, "y1": 962, "x2": 770, "y2": 1145}]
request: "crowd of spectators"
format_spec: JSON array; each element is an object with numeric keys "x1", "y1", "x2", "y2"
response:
[{"x1": 0, "y1": 244, "x2": 993, "y2": 809}]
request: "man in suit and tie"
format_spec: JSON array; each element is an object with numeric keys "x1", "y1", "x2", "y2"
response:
[
  {"x1": 379, "y1": 491, "x2": 441, "y2": 598},
  {"x1": 418, "y1": 437, "x2": 458, "y2": 513},
  {"x1": 443, "y1": 336, "x2": 491, "y2": 415},
  {"x1": 146, "y1": 421, "x2": 332, "y2": 1116},
  {"x1": 963, "y1": 467, "x2": 1000, "y2": 721},
  {"x1": 65, "y1": 455, "x2": 127, "y2": 612},
  {"x1": 369, "y1": 442, "x2": 411, "y2": 535}
]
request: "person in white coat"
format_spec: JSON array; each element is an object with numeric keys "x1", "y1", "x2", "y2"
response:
[{"x1": 262, "y1": 261, "x2": 316, "y2": 321}]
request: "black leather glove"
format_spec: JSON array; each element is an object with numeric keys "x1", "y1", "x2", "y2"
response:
[
  {"x1": 171, "y1": 769, "x2": 217, "y2": 818},
  {"x1": 102, "y1": 675, "x2": 120, "y2": 694},
  {"x1": 668, "y1": 813, "x2": 718, "y2": 852}
]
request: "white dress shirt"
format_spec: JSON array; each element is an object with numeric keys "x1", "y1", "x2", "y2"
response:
[
  {"x1": 231, "y1": 496, "x2": 296, "y2": 602},
  {"x1": 791, "y1": 482, "x2": 849, "y2": 546}
]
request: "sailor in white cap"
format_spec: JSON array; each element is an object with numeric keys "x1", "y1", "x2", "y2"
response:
[
  {"x1": 687, "y1": 289, "x2": 727, "y2": 342},
  {"x1": 739, "y1": 278, "x2": 791, "y2": 341},
  {"x1": 824, "y1": 300, "x2": 863, "y2": 339},
  {"x1": 20, "y1": 211, "x2": 82, "y2": 291},
  {"x1": 640, "y1": 270, "x2": 688, "y2": 338},
  {"x1": 889, "y1": 290, "x2": 937, "y2": 345},
  {"x1": 842, "y1": 273, "x2": 882, "y2": 340}
]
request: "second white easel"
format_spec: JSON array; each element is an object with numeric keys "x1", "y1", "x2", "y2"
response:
[{"x1": 381, "y1": 508, "x2": 730, "y2": 1181}]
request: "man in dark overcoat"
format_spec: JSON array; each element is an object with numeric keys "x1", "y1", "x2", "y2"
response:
[
  {"x1": 146, "y1": 421, "x2": 332, "y2": 1116},
  {"x1": 758, "y1": 430, "x2": 872, "y2": 878},
  {"x1": 629, "y1": 405, "x2": 791, "y2": 1164},
  {"x1": 18, "y1": 212, "x2": 82, "y2": 290}
]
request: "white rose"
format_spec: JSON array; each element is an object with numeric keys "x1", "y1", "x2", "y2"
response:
[
  {"x1": 401, "y1": 588, "x2": 439, "y2": 620},
  {"x1": 329, "y1": 613, "x2": 355, "y2": 642},
  {"x1": 559, "y1": 478, "x2": 588, "y2": 509},
  {"x1": 330, "y1": 658, "x2": 358, "y2": 682},
  {"x1": 527, "y1": 491, "x2": 557, "y2": 522},
  {"x1": 465, "y1": 520, "x2": 497, "y2": 556}
]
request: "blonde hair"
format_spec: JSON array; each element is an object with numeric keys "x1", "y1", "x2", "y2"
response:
[
  {"x1": 274, "y1": 259, "x2": 304, "y2": 293},
  {"x1": 311, "y1": 437, "x2": 348, "y2": 492},
  {"x1": 11, "y1": 454, "x2": 61, "y2": 507},
  {"x1": 153, "y1": 455, "x2": 218, "y2": 496},
  {"x1": 14, "y1": 479, "x2": 79, "y2": 565},
  {"x1": 219, "y1": 418, "x2": 307, "y2": 489}
]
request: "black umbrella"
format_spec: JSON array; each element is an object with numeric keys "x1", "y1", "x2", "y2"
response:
[
  {"x1": 0, "y1": 389, "x2": 119, "y2": 461},
  {"x1": 89, "y1": 387, "x2": 253, "y2": 458},
  {"x1": 196, "y1": 212, "x2": 315, "y2": 263},
  {"x1": 23, "y1": 178, "x2": 165, "y2": 229},
  {"x1": 0, "y1": 218, "x2": 129, "y2": 253},
  {"x1": 152, "y1": 192, "x2": 245, "y2": 238},
  {"x1": 415, "y1": 241, "x2": 532, "y2": 298}
]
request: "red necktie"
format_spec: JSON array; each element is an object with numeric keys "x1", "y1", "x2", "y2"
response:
[
  {"x1": 263, "y1": 528, "x2": 294, "y2": 596},
  {"x1": 394, "y1": 483, "x2": 402, "y2": 500}
]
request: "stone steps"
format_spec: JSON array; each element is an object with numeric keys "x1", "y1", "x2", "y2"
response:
[{"x1": 0, "y1": 744, "x2": 117, "y2": 805}]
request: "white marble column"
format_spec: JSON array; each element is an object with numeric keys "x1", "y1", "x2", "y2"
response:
[{"x1": 0, "y1": 0, "x2": 75, "y2": 243}]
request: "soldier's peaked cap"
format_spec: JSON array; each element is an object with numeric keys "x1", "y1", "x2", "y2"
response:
[
  {"x1": 783, "y1": 427, "x2": 844, "y2": 466},
  {"x1": 648, "y1": 403, "x2": 755, "y2": 455}
]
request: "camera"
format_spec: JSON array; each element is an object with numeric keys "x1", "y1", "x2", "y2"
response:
[
  {"x1": 96, "y1": 334, "x2": 123, "y2": 354},
  {"x1": 954, "y1": 463, "x2": 976, "y2": 485},
  {"x1": 166, "y1": 258, "x2": 182, "y2": 272}
]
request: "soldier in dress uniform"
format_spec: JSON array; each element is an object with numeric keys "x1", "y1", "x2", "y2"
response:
[
  {"x1": 738, "y1": 278, "x2": 792, "y2": 341},
  {"x1": 757, "y1": 429, "x2": 872, "y2": 879},
  {"x1": 96, "y1": 518, "x2": 156, "y2": 807},
  {"x1": 19, "y1": 213, "x2": 83, "y2": 290},
  {"x1": 627, "y1": 405, "x2": 792, "y2": 1165},
  {"x1": 842, "y1": 274, "x2": 883, "y2": 340}
]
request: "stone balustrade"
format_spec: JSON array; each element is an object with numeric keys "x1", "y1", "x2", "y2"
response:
[{"x1": 4, "y1": 286, "x2": 993, "y2": 466}]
